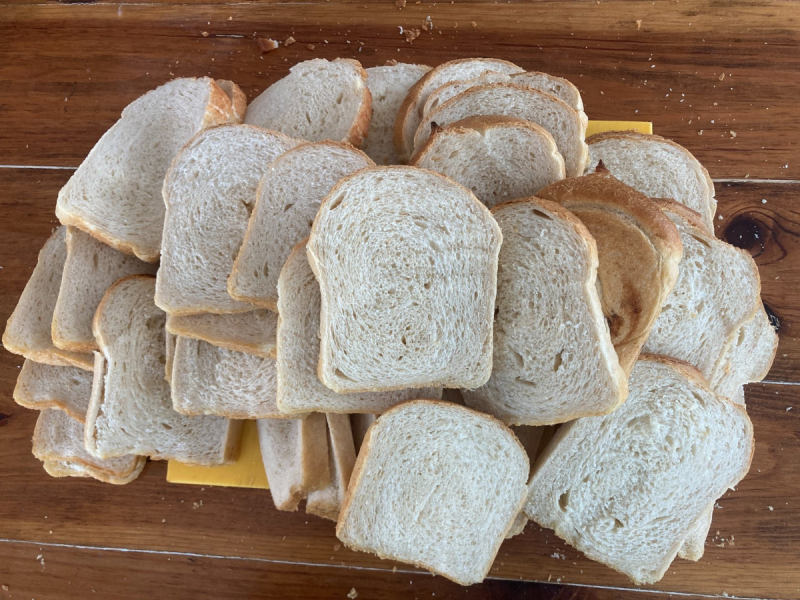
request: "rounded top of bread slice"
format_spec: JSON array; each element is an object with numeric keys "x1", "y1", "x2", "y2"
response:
[{"x1": 244, "y1": 58, "x2": 372, "y2": 147}]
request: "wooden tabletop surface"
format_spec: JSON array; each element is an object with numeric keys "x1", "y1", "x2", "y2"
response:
[{"x1": 1, "y1": 1, "x2": 798, "y2": 598}]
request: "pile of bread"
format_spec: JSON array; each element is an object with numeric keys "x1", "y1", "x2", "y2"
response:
[{"x1": 3, "y1": 57, "x2": 778, "y2": 586}]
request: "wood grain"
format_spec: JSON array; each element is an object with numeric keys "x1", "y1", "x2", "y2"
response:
[{"x1": 0, "y1": 2, "x2": 798, "y2": 178}]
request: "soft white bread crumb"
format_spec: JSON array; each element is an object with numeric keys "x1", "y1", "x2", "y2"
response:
[{"x1": 13, "y1": 360, "x2": 93, "y2": 422}]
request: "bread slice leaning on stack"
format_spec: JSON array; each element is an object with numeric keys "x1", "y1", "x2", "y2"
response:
[
  {"x1": 13, "y1": 360, "x2": 93, "y2": 422},
  {"x1": 306, "y1": 413, "x2": 358, "y2": 521},
  {"x1": 166, "y1": 310, "x2": 277, "y2": 358}
]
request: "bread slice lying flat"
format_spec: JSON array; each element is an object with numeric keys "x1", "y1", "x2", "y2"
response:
[
  {"x1": 538, "y1": 171, "x2": 683, "y2": 375},
  {"x1": 586, "y1": 131, "x2": 717, "y2": 229},
  {"x1": 171, "y1": 336, "x2": 287, "y2": 419},
  {"x1": 13, "y1": 360, "x2": 93, "y2": 422},
  {"x1": 350, "y1": 413, "x2": 376, "y2": 452},
  {"x1": 3, "y1": 227, "x2": 92, "y2": 371},
  {"x1": 394, "y1": 58, "x2": 524, "y2": 162},
  {"x1": 229, "y1": 141, "x2": 374, "y2": 309},
  {"x1": 87, "y1": 276, "x2": 241, "y2": 465},
  {"x1": 462, "y1": 198, "x2": 627, "y2": 425},
  {"x1": 307, "y1": 166, "x2": 502, "y2": 392},
  {"x1": 245, "y1": 59, "x2": 372, "y2": 147},
  {"x1": 277, "y1": 241, "x2": 442, "y2": 414},
  {"x1": 257, "y1": 413, "x2": 330, "y2": 511},
  {"x1": 56, "y1": 78, "x2": 238, "y2": 262},
  {"x1": 337, "y1": 400, "x2": 529, "y2": 586},
  {"x1": 157, "y1": 125, "x2": 298, "y2": 316},
  {"x1": 524, "y1": 355, "x2": 753, "y2": 585},
  {"x1": 363, "y1": 64, "x2": 431, "y2": 165},
  {"x1": 411, "y1": 116, "x2": 565, "y2": 209},
  {"x1": 42, "y1": 458, "x2": 143, "y2": 484},
  {"x1": 53, "y1": 227, "x2": 158, "y2": 353},
  {"x1": 166, "y1": 310, "x2": 277, "y2": 358},
  {"x1": 34, "y1": 408, "x2": 146, "y2": 484},
  {"x1": 307, "y1": 414, "x2": 358, "y2": 521}
]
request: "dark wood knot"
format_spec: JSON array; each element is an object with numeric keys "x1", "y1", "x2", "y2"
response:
[
  {"x1": 723, "y1": 214, "x2": 765, "y2": 257},
  {"x1": 0, "y1": 413, "x2": 10, "y2": 427}
]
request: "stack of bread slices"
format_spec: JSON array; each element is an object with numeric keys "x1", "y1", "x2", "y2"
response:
[{"x1": 4, "y1": 57, "x2": 777, "y2": 587}]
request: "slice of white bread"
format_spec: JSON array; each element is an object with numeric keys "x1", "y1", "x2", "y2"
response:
[
  {"x1": 363, "y1": 64, "x2": 431, "y2": 165},
  {"x1": 307, "y1": 166, "x2": 502, "y2": 392},
  {"x1": 410, "y1": 117, "x2": 566, "y2": 209},
  {"x1": 505, "y1": 425, "x2": 546, "y2": 539},
  {"x1": 524, "y1": 355, "x2": 754, "y2": 585},
  {"x1": 679, "y1": 506, "x2": 714, "y2": 561},
  {"x1": 414, "y1": 84, "x2": 589, "y2": 177},
  {"x1": 461, "y1": 198, "x2": 627, "y2": 425},
  {"x1": 538, "y1": 171, "x2": 683, "y2": 375},
  {"x1": 276, "y1": 241, "x2": 442, "y2": 414},
  {"x1": 171, "y1": 336, "x2": 288, "y2": 419},
  {"x1": 337, "y1": 400, "x2": 530, "y2": 586},
  {"x1": 157, "y1": 125, "x2": 298, "y2": 316},
  {"x1": 33, "y1": 408, "x2": 146, "y2": 484},
  {"x1": 394, "y1": 58, "x2": 524, "y2": 162},
  {"x1": 307, "y1": 413, "x2": 358, "y2": 521},
  {"x1": 245, "y1": 59, "x2": 372, "y2": 147},
  {"x1": 53, "y1": 227, "x2": 158, "y2": 353},
  {"x1": 56, "y1": 78, "x2": 237, "y2": 262},
  {"x1": 423, "y1": 71, "x2": 585, "y2": 116},
  {"x1": 229, "y1": 141, "x2": 375, "y2": 309},
  {"x1": 349, "y1": 413, "x2": 377, "y2": 452},
  {"x1": 13, "y1": 360, "x2": 92, "y2": 422},
  {"x1": 586, "y1": 131, "x2": 717, "y2": 229},
  {"x1": 86, "y1": 276, "x2": 241, "y2": 465},
  {"x1": 3, "y1": 227, "x2": 93, "y2": 371},
  {"x1": 166, "y1": 310, "x2": 277, "y2": 358},
  {"x1": 42, "y1": 458, "x2": 143, "y2": 484},
  {"x1": 257, "y1": 413, "x2": 330, "y2": 511}
]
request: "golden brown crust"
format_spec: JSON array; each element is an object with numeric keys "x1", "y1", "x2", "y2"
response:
[
  {"x1": 57, "y1": 211, "x2": 161, "y2": 263},
  {"x1": 202, "y1": 78, "x2": 237, "y2": 130},
  {"x1": 165, "y1": 317, "x2": 276, "y2": 359},
  {"x1": 343, "y1": 60, "x2": 373, "y2": 148},
  {"x1": 42, "y1": 458, "x2": 146, "y2": 485},
  {"x1": 215, "y1": 79, "x2": 248, "y2": 124}
]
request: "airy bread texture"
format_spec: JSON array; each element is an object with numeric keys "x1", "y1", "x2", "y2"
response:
[
  {"x1": 307, "y1": 413, "x2": 358, "y2": 521},
  {"x1": 524, "y1": 356, "x2": 754, "y2": 585},
  {"x1": 337, "y1": 400, "x2": 530, "y2": 586},
  {"x1": 277, "y1": 242, "x2": 442, "y2": 414},
  {"x1": 171, "y1": 336, "x2": 287, "y2": 419},
  {"x1": 157, "y1": 124, "x2": 298, "y2": 316},
  {"x1": 394, "y1": 58, "x2": 524, "y2": 162},
  {"x1": 414, "y1": 84, "x2": 589, "y2": 177},
  {"x1": 229, "y1": 141, "x2": 374, "y2": 309},
  {"x1": 586, "y1": 131, "x2": 717, "y2": 229},
  {"x1": 245, "y1": 59, "x2": 372, "y2": 147},
  {"x1": 166, "y1": 310, "x2": 277, "y2": 358},
  {"x1": 87, "y1": 276, "x2": 241, "y2": 465},
  {"x1": 538, "y1": 171, "x2": 683, "y2": 375},
  {"x1": 410, "y1": 116, "x2": 566, "y2": 209},
  {"x1": 307, "y1": 166, "x2": 503, "y2": 392},
  {"x1": 257, "y1": 413, "x2": 330, "y2": 511},
  {"x1": 462, "y1": 198, "x2": 627, "y2": 426},
  {"x1": 53, "y1": 227, "x2": 158, "y2": 353},
  {"x1": 363, "y1": 64, "x2": 431, "y2": 165},
  {"x1": 3, "y1": 227, "x2": 93, "y2": 371},
  {"x1": 56, "y1": 78, "x2": 236, "y2": 262},
  {"x1": 13, "y1": 360, "x2": 93, "y2": 422}
]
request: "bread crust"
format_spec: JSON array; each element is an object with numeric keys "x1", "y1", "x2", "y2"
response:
[
  {"x1": 215, "y1": 79, "x2": 248, "y2": 123},
  {"x1": 340, "y1": 59, "x2": 373, "y2": 148},
  {"x1": 165, "y1": 314, "x2": 277, "y2": 359}
]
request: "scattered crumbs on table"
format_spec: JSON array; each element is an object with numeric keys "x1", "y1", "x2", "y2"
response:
[
  {"x1": 769, "y1": 506, "x2": 774, "y2": 511},
  {"x1": 347, "y1": 588, "x2": 358, "y2": 599},
  {"x1": 636, "y1": 19, "x2": 642, "y2": 29}
]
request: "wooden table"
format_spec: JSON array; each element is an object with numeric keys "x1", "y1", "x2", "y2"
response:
[{"x1": 1, "y1": 1, "x2": 798, "y2": 598}]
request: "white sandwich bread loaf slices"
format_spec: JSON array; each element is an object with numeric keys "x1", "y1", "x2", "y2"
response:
[
  {"x1": 306, "y1": 413, "x2": 358, "y2": 521},
  {"x1": 394, "y1": 58, "x2": 524, "y2": 162},
  {"x1": 410, "y1": 116, "x2": 565, "y2": 209},
  {"x1": 524, "y1": 355, "x2": 754, "y2": 585},
  {"x1": 461, "y1": 198, "x2": 627, "y2": 426},
  {"x1": 42, "y1": 458, "x2": 143, "y2": 484},
  {"x1": 349, "y1": 413, "x2": 377, "y2": 452},
  {"x1": 157, "y1": 125, "x2": 298, "y2": 316},
  {"x1": 170, "y1": 336, "x2": 287, "y2": 419},
  {"x1": 257, "y1": 413, "x2": 330, "y2": 511},
  {"x1": 56, "y1": 77, "x2": 241, "y2": 262},
  {"x1": 538, "y1": 170, "x2": 683, "y2": 375},
  {"x1": 3, "y1": 227, "x2": 92, "y2": 371},
  {"x1": 307, "y1": 166, "x2": 502, "y2": 393},
  {"x1": 245, "y1": 59, "x2": 372, "y2": 147},
  {"x1": 413, "y1": 84, "x2": 589, "y2": 177},
  {"x1": 505, "y1": 425, "x2": 546, "y2": 539},
  {"x1": 13, "y1": 360, "x2": 93, "y2": 422},
  {"x1": 678, "y1": 506, "x2": 715, "y2": 561},
  {"x1": 166, "y1": 310, "x2": 277, "y2": 358},
  {"x1": 53, "y1": 227, "x2": 158, "y2": 353},
  {"x1": 363, "y1": 63, "x2": 431, "y2": 165},
  {"x1": 586, "y1": 131, "x2": 717, "y2": 229},
  {"x1": 276, "y1": 241, "x2": 442, "y2": 415},
  {"x1": 336, "y1": 400, "x2": 530, "y2": 586},
  {"x1": 86, "y1": 276, "x2": 241, "y2": 465},
  {"x1": 229, "y1": 141, "x2": 375, "y2": 309}
]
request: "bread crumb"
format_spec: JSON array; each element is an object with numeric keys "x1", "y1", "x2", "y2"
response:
[
  {"x1": 334, "y1": 544, "x2": 341, "y2": 551},
  {"x1": 396, "y1": 0, "x2": 406, "y2": 6},
  {"x1": 769, "y1": 506, "x2": 774, "y2": 511},
  {"x1": 698, "y1": 130, "x2": 704, "y2": 135},
  {"x1": 392, "y1": 566, "x2": 397, "y2": 573},
  {"x1": 1, "y1": 585, "x2": 7, "y2": 591},
  {"x1": 347, "y1": 589, "x2": 358, "y2": 599},
  {"x1": 192, "y1": 500, "x2": 203, "y2": 509},
  {"x1": 471, "y1": 21, "x2": 478, "y2": 28},
  {"x1": 257, "y1": 38, "x2": 279, "y2": 53},
  {"x1": 201, "y1": 31, "x2": 209, "y2": 37},
  {"x1": 729, "y1": 131, "x2": 736, "y2": 138},
  {"x1": 719, "y1": 73, "x2": 726, "y2": 81},
  {"x1": 421, "y1": 16, "x2": 433, "y2": 31},
  {"x1": 635, "y1": 19, "x2": 642, "y2": 29},
  {"x1": 285, "y1": 36, "x2": 296, "y2": 46},
  {"x1": 306, "y1": 44, "x2": 316, "y2": 50},
  {"x1": 403, "y1": 28, "x2": 421, "y2": 43},
  {"x1": 385, "y1": 59, "x2": 399, "y2": 66}
]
